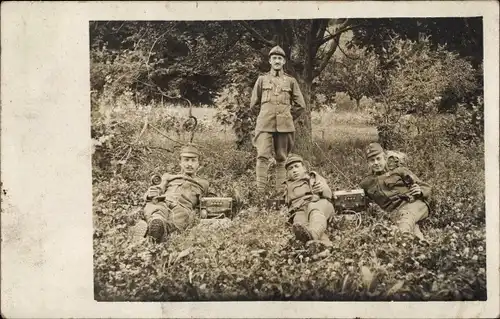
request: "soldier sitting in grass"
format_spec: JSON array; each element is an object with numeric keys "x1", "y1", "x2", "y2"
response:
[
  {"x1": 131, "y1": 144, "x2": 210, "y2": 243},
  {"x1": 282, "y1": 154, "x2": 335, "y2": 245},
  {"x1": 360, "y1": 143, "x2": 432, "y2": 240}
]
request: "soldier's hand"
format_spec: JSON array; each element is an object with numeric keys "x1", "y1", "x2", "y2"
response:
[
  {"x1": 312, "y1": 180, "x2": 326, "y2": 194},
  {"x1": 146, "y1": 186, "x2": 162, "y2": 199},
  {"x1": 200, "y1": 209, "x2": 208, "y2": 219},
  {"x1": 409, "y1": 184, "x2": 422, "y2": 196},
  {"x1": 367, "y1": 202, "x2": 384, "y2": 214}
]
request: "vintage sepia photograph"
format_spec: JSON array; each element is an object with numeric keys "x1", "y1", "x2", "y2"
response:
[
  {"x1": 90, "y1": 17, "x2": 487, "y2": 302},
  {"x1": 1, "y1": 1, "x2": 499, "y2": 318}
]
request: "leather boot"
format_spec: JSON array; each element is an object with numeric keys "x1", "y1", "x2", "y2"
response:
[
  {"x1": 308, "y1": 209, "x2": 327, "y2": 240},
  {"x1": 256, "y1": 158, "x2": 268, "y2": 192},
  {"x1": 414, "y1": 223, "x2": 425, "y2": 240},
  {"x1": 275, "y1": 161, "x2": 286, "y2": 193}
]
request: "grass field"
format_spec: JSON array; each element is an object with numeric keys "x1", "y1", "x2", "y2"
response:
[
  {"x1": 93, "y1": 105, "x2": 486, "y2": 302},
  {"x1": 134, "y1": 106, "x2": 378, "y2": 144}
]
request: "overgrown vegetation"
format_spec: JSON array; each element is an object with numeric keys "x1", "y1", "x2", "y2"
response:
[
  {"x1": 91, "y1": 17, "x2": 485, "y2": 302},
  {"x1": 93, "y1": 99, "x2": 485, "y2": 301},
  {"x1": 90, "y1": 18, "x2": 483, "y2": 148}
]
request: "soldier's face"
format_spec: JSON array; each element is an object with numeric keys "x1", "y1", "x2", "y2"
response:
[
  {"x1": 287, "y1": 162, "x2": 307, "y2": 181},
  {"x1": 368, "y1": 154, "x2": 387, "y2": 173},
  {"x1": 269, "y1": 55, "x2": 285, "y2": 71},
  {"x1": 180, "y1": 156, "x2": 200, "y2": 175}
]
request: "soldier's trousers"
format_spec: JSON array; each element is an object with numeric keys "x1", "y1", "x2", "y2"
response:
[
  {"x1": 393, "y1": 200, "x2": 429, "y2": 235},
  {"x1": 253, "y1": 131, "x2": 294, "y2": 191},
  {"x1": 143, "y1": 201, "x2": 194, "y2": 232},
  {"x1": 292, "y1": 199, "x2": 334, "y2": 240}
]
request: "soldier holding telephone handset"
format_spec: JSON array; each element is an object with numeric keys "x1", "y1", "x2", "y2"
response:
[
  {"x1": 131, "y1": 144, "x2": 210, "y2": 242},
  {"x1": 359, "y1": 143, "x2": 432, "y2": 239},
  {"x1": 282, "y1": 154, "x2": 335, "y2": 245},
  {"x1": 130, "y1": 144, "x2": 239, "y2": 243}
]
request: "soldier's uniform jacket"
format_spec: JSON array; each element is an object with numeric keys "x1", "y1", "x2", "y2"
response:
[
  {"x1": 250, "y1": 70, "x2": 306, "y2": 133},
  {"x1": 359, "y1": 166, "x2": 432, "y2": 212},
  {"x1": 284, "y1": 171, "x2": 332, "y2": 212},
  {"x1": 147, "y1": 173, "x2": 210, "y2": 210}
]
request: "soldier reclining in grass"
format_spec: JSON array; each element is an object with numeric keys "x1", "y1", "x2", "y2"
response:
[
  {"x1": 132, "y1": 144, "x2": 210, "y2": 243},
  {"x1": 360, "y1": 143, "x2": 432, "y2": 240},
  {"x1": 282, "y1": 154, "x2": 335, "y2": 245}
]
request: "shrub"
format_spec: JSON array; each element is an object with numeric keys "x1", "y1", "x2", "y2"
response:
[
  {"x1": 214, "y1": 59, "x2": 261, "y2": 149},
  {"x1": 367, "y1": 36, "x2": 479, "y2": 149},
  {"x1": 447, "y1": 96, "x2": 484, "y2": 149}
]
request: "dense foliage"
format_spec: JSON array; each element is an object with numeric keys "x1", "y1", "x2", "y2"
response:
[
  {"x1": 91, "y1": 17, "x2": 485, "y2": 302},
  {"x1": 93, "y1": 102, "x2": 485, "y2": 301}
]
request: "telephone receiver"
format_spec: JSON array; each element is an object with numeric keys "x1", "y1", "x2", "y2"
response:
[
  {"x1": 151, "y1": 174, "x2": 162, "y2": 186},
  {"x1": 309, "y1": 172, "x2": 317, "y2": 189}
]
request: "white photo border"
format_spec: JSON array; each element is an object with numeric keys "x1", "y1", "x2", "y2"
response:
[{"x1": 1, "y1": 1, "x2": 498, "y2": 318}]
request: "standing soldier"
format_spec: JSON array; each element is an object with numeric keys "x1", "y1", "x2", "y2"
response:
[
  {"x1": 359, "y1": 143, "x2": 432, "y2": 239},
  {"x1": 131, "y1": 144, "x2": 210, "y2": 242},
  {"x1": 250, "y1": 45, "x2": 306, "y2": 195}
]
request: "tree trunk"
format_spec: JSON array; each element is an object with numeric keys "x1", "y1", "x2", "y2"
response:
[
  {"x1": 294, "y1": 77, "x2": 313, "y2": 159},
  {"x1": 356, "y1": 97, "x2": 361, "y2": 110},
  {"x1": 292, "y1": 22, "x2": 316, "y2": 160}
]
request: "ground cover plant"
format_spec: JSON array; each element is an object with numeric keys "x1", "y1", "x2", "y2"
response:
[
  {"x1": 91, "y1": 17, "x2": 485, "y2": 302},
  {"x1": 93, "y1": 103, "x2": 486, "y2": 301}
]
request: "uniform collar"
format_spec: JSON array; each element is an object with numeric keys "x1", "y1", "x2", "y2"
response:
[
  {"x1": 373, "y1": 168, "x2": 388, "y2": 176},
  {"x1": 269, "y1": 69, "x2": 284, "y2": 77}
]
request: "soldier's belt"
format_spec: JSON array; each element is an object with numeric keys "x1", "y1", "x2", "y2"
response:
[
  {"x1": 199, "y1": 197, "x2": 234, "y2": 219},
  {"x1": 148, "y1": 195, "x2": 190, "y2": 210}
]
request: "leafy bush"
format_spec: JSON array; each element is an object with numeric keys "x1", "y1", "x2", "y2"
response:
[
  {"x1": 214, "y1": 58, "x2": 262, "y2": 149},
  {"x1": 365, "y1": 36, "x2": 479, "y2": 149},
  {"x1": 447, "y1": 96, "x2": 484, "y2": 148},
  {"x1": 317, "y1": 45, "x2": 379, "y2": 110}
]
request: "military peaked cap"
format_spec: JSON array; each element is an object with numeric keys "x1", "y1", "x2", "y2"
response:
[
  {"x1": 180, "y1": 144, "x2": 201, "y2": 158},
  {"x1": 365, "y1": 142, "x2": 384, "y2": 159},
  {"x1": 269, "y1": 45, "x2": 286, "y2": 58},
  {"x1": 285, "y1": 154, "x2": 304, "y2": 168}
]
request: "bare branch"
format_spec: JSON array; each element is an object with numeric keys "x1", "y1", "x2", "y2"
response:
[
  {"x1": 145, "y1": 24, "x2": 178, "y2": 77},
  {"x1": 239, "y1": 21, "x2": 276, "y2": 47},
  {"x1": 337, "y1": 43, "x2": 361, "y2": 60},
  {"x1": 137, "y1": 79, "x2": 193, "y2": 108},
  {"x1": 126, "y1": 142, "x2": 174, "y2": 153},
  {"x1": 316, "y1": 21, "x2": 368, "y2": 47},
  {"x1": 314, "y1": 34, "x2": 341, "y2": 78},
  {"x1": 314, "y1": 19, "x2": 331, "y2": 42},
  {"x1": 149, "y1": 124, "x2": 186, "y2": 146},
  {"x1": 156, "y1": 86, "x2": 192, "y2": 108},
  {"x1": 112, "y1": 21, "x2": 127, "y2": 34}
]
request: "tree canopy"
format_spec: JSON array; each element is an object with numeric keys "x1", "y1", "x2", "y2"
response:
[{"x1": 90, "y1": 17, "x2": 483, "y2": 151}]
